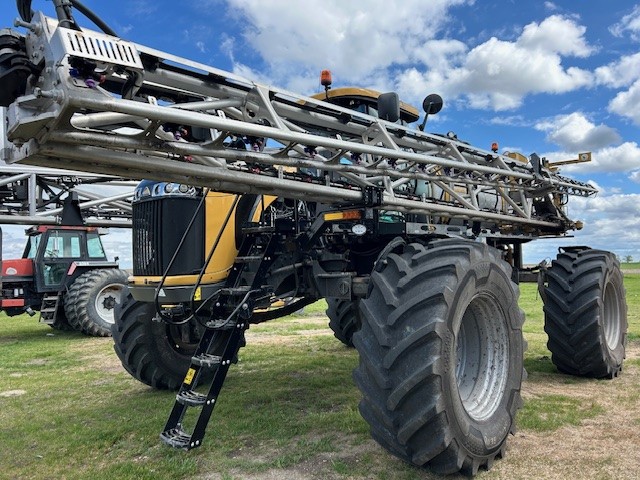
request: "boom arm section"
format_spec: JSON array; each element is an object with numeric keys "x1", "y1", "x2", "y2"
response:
[{"x1": 2, "y1": 12, "x2": 596, "y2": 238}]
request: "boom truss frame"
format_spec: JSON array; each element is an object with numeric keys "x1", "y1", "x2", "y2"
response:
[{"x1": 2, "y1": 12, "x2": 596, "y2": 238}]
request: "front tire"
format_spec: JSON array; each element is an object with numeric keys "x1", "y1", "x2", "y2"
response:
[
  {"x1": 112, "y1": 290, "x2": 209, "y2": 390},
  {"x1": 65, "y1": 268, "x2": 128, "y2": 336},
  {"x1": 543, "y1": 248, "x2": 627, "y2": 378},
  {"x1": 353, "y1": 239, "x2": 524, "y2": 475}
]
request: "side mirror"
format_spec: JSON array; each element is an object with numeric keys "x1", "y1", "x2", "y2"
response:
[
  {"x1": 378, "y1": 92, "x2": 400, "y2": 123},
  {"x1": 422, "y1": 94, "x2": 443, "y2": 115},
  {"x1": 419, "y1": 93, "x2": 443, "y2": 131}
]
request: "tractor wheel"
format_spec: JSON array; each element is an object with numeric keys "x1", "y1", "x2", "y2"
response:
[
  {"x1": 353, "y1": 239, "x2": 524, "y2": 476},
  {"x1": 111, "y1": 289, "x2": 214, "y2": 390},
  {"x1": 64, "y1": 269, "x2": 128, "y2": 337},
  {"x1": 326, "y1": 298, "x2": 361, "y2": 347},
  {"x1": 543, "y1": 248, "x2": 627, "y2": 378}
]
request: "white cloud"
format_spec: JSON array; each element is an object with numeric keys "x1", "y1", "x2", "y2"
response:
[
  {"x1": 127, "y1": 0, "x2": 157, "y2": 16},
  {"x1": 594, "y1": 53, "x2": 640, "y2": 126},
  {"x1": 518, "y1": 14, "x2": 594, "y2": 58},
  {"x1": 535, "y1": 112, "x2": 621, "y2": 151},
  {"x1": 216, "y1": 4, "x2": 597, "y2": 111},
  {"x1": 609, "y1": 80, "x2": 640, "y2": 126},
  {"x1": 523, "y1": 193, "x2": 640, "y2": 263},
  {"x1": 629, "y1": 170, "x2": 640, "y2": 184},
  {"x1": 610, "y1": 5, "x2": 640, "y2": 41},
  {"x1": 595, "y1": 52, "x2": 640, "y2": 88},
  {"x1": 489, "y1": 115, "x2": 528, "y2": 127},
  {"x1": 398, "y1": 15, "x2": 595, "y2": 111},
  {"x1": 224, "y1": 0, "x2": 470, "y2": 91}
]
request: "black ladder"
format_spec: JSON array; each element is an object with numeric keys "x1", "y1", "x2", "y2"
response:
[
  {"x1": 160, "y1": 223, "x2": 277, "y2": 449},
  {"x1": 39, "y1": 292, "x2": 62, "y2": 325}
]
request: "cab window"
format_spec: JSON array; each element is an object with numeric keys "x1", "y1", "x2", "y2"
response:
[
  {"x1": 24, "y1": 235, "x2": 40, "y2": 259},
  {"x1": 87, "y1": 233, "x2": 106, "y2": 258},
  {"x1": 44, "y1": 231, "x2": 82, "y2": 258}
]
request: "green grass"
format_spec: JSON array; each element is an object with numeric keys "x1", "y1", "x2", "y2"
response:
[
  {"x1": 517, "y1": 394, "x2": 604, "y2": 431},
  {"x1": 1, "y1": 277, "x2": 639, "y2": 479},
  {"x1": 621, "y1": 261, "x2": 640, "y2": 269}
]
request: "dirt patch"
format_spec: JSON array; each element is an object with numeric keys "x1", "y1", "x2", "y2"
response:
[
  {"x1": 196, "y1": 436, "x2": 391, "y2": 480},
  {"x1": 199, "y1": 333, "x2": 640, "y2": 479},
  {"x1": 484, "y1": 343, "x2": 640, "y2": 479},
  {"x1": 23, "y1": 358, "x2": 49, "y2": 366},
  {"x1": 0, "y1": 389, "x2": 27, "y2": 397}
]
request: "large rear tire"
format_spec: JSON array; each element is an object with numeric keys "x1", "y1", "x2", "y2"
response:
[
  {"x1": 326, "y1": 298, "x2": 361, "y2": 347},
  {"x1": 543, "y1": 247, "x2": 627, "y2": 378},
  {"x1": 353, "y1": 239, "x2": 524, "y2": 475},
  {"x1": 112, "y1": 289, "x2": 212, "y2": 390},
  {"x1": 64, "y1": 268, "x2": 128, "y2": 337}
]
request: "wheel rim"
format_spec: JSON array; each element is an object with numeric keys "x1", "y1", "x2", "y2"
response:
[
  {"x1": 455, "y1": 292, "x2": 509, "y2": 422},
  {"x1": 94, "y1": 283, "x2": 124, "y2": 324},
  {"x1": 166, "y1": 322, "x2": 201, "y2": 356},
  {"x1": 603, "y1": 281, "x2": 622, "y2": 350}
]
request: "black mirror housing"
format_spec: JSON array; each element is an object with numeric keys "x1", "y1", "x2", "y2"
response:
[{"x1": 378, "y1": 92, "x2": 400, "y2": 123}]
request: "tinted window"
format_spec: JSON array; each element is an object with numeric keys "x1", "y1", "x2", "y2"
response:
[
  {"x1": 87, "y1": 233, "x2": 106, "y2": 258},
  {"x1": 44, "y1": 231, "x2": 82, "y2": 258}
]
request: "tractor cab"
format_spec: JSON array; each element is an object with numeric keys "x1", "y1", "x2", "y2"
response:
[
  {"x1": 311, "y1": 70, "x2": 420, "y2": 125},
  {"x1": 22, "y1": 224, "x2": 109, "y2": 292}
]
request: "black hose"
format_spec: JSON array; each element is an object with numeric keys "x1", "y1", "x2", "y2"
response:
[
  {"x1": 16, "y1": 0, "x2": 33, "y2": 22},
  {"x1": 70, "y1": 0, "x2": 117, "y2": 36},
  {"x1": 17, "y1": 0, "x2": 118, "y2": 37},
  {"x1": 54, "y1": 1, "x2": 75, "y2": 29}
]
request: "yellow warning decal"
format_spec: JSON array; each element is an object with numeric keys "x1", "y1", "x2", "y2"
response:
[
  {"x1": 193, "y1": 287, "x2": 202, "y2": 301},
  {"x1": 184, "y1": 368, "x2": 196, "y2": 385}
]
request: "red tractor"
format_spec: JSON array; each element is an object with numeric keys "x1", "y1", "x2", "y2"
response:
[{"x1": 0, "y1": 195, "x2": 128, "y2": 336}]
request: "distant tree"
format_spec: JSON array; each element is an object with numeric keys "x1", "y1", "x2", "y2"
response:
[{"x1": 624, "y1": 255, "x2": 633, "y2": 263}]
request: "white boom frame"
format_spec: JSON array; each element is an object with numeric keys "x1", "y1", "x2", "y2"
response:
[{"x1": 2, "y1": 12, "x2": 596, "y2": 237}]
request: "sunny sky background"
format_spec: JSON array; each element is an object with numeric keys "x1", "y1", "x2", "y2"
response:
[{"x1": 1, "y1": 0, "x2": 639, "y2": 266}]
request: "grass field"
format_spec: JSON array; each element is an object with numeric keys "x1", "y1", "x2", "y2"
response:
[{"x1": 1, "y1": 275, "x2": 639, "y2": 480}]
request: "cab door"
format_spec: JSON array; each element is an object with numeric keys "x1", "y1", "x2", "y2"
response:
[{"x1": 34, "y1": 229, "x2": 85, "y2": 292}]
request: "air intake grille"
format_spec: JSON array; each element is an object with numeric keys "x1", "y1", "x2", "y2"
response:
[
  {"x1": 53, "y1": 25, "x2": 144, "y2": 70},
  {"x1": 133, "y1": 198, "x2": 205, "y2": 277}
]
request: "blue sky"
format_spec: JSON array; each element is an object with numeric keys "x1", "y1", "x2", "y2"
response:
[{"x1": 2, "y1": 1, "x2": 639, "y2": 265}]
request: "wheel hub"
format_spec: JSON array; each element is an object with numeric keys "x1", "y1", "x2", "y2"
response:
[{"x1": 455, "y1": 292, "x2": 509, "y2": 422}]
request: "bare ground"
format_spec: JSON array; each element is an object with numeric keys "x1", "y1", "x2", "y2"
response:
[
  {"x1": 71, "y1": 319, "x2": 640, "y2": 479},
  {"x1": 201, "y1": 326, "x2": 640, "y2": 480},
  {"x1": 489, "y1": 343, "x2": 640, "y2": 480}
]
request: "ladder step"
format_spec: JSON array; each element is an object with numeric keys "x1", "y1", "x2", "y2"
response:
[
  {"x1": 204, "y1": 319, "x2": 237, "y2": 330},
  {"x1": 176, "y1": 390, "x2": 208, "y2": 407},
  {"x1": 220, "y1": 286, "x2": 252, "y2": 296},
  {"x1": 192, "y1": 353, "x2": 222, "y2": 368},
  {"x1": 234, "y1": 255, "x2": 263, "y2": 263},
  {"x1": 242, "y1": 225, "x2": 275, "y2": 234},
  {"x1": 160, "y1": 427, "x2": 192, "y2": 449}
]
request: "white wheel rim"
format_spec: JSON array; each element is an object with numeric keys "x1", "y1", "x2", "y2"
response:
[{"x1": 94, "y1": 283, "x2": 124, "y2": 324}]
